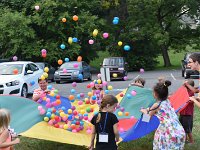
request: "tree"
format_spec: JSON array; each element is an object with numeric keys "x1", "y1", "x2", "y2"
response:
[{"x1": 126, "y1": 0, "x2": 200, "y2": 67}]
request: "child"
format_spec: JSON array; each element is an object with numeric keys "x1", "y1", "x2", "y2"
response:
[
  {"x1": 91, "y1": 79, "x2": 104, "y2": 105},
  {"x1": 140, "y1": 80, "x2": 185, "y2": 150},
  {"x1": 129, "y1": 77, "x2": 145, "y2": 88},
  {"x1": 179, "y1": 79, "x2": 199, "y2": 144},
  {"x1": 0, "y1": 109, "x2": 20, "y2": 150},
  {"x1": 89, "y1": 95, "x2": 119, "y2": 150},
  {"x1": 158, "y1": 76, "x2": 165, "y2": 83}
]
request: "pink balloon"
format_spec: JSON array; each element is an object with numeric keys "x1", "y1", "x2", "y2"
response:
[
  {"x1": 131, "y1": 90, "x2": 137, "y2": 96},
  {"x1": 90, "y1": 82, "x2": 95, "y2": 87},
  {"x1": 86, "y1": 129, "x2": 92, "y2": 134},
  {"x1": 88, "y1": 39, "x2": 94, "y2": 45},
  {"x1": 103, "y1": 33, "x2": 109, "y2": 38},
  {"x1": 72, "y1": 82, "x2": 77, "y2": 87},
  {"x1": 80, "y1": 93, "x2": 84, "y2": 98},
  {"x1": 63, "y1": 68, "x2": 67, "y2": 73},
  {"x1": 119, "y1": 128, "x2": 124, "y2": 132},
  {"x1": 13, "y1": 56, "x2": 18, "y2": 61},
  {"x1": 41, "y1": 49, "x2": 46, "y2": 53},
  {"x1": 72, "y1": 129, "x2": 77, "y2": 133},
  {"x1": 48, "y1": 120, "x2": 53, "y2": 125},
  {"x1": 130, "y1": 116, "x2": 134, "y2": 120},
  {"x1": 35, "y1": 5, "x2": 40, "y2": 10},
  {"x1": 73, "y1": 63, "x2": 79, "y2": 68},
  {"x1": 62, "y1": 116, "x2": 67, "y2": 121},
  {"x1": 97, "y1": 74, "x2": 101, "y2": 78},
  {"x1": 46, "y1": 98, "x2": 50, "y2": 103},
  {"x1": 40, "y1": 109, "x2": 46, "y2": 115},
  {"x1": 140, "y1": 68, "x2": 144, "y2": 73},
  {"x1": 59, "y1": 125, "x2": 63, "y2": 129},
  {"x1": 123, "y1": 76, "x2": 128, "y2": 81},
  {"x1": 103, "y1": 81, "x2": 107, "y2": 86},
  {"x1": 38, "y1": 106, "x2": 43, "y2": 110},
  {"x1": 78, "y1": 101, "x2": 83, "y2": 105}
]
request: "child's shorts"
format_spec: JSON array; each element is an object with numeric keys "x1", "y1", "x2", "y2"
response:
[{"x1": 179, "y1": 115, "x2": 193, "y2": 133}]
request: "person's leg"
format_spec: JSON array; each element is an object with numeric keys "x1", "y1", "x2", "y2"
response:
[{"x1": 188, "y1": 133, "x2": 194, "y2": 143}]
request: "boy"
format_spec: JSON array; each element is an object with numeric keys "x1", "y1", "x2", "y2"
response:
[{"x1": 129, "y1": 77, "x2": 145, "y2": 88}]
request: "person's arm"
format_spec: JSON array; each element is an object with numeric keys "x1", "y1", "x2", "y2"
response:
[
  {"x1": 88, "y1": 125, "x2": 96, "y2": 150},
  {"x1": 113, "y1": 123, "x2": 119, "y2": 142},
  {"x1": 0, "y1": 138, "x2": 20, "y2": 148},
  {"x1": 0, "y1": 129, "x2": 9, "y2": 144},
  {"x1": 184, "y1": 82, "x2": 199, "y2": 93},
  {"x1": 190, "y1": 96, "x2": 200, "y2": 108},
  {"x1": 32, "y1": 90, "x2": 44, "y2": 102},
  {"x1": 140, "y1": 103, "x2": 159, "y2": 116}
]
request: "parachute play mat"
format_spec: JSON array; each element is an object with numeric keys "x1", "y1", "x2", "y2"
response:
[{"x1": 0, "y1": 86, "x2": 189, "y2": 147}]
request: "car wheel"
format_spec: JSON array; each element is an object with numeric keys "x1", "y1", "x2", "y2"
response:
[
  {"x1": 184, "y1": 71, "x2": 190, "y2": 79},
  {"x1": 21, "y1": 84, "x2": 28, "y2": 98},
  {"x1": 56, "y1": 81, "x2": 60, "y2": 84},
  {"x1": 88, "y1": 73, "x2": 92, "y2": 81}
]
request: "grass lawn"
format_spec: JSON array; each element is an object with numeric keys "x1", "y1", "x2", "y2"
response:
[{"x1": 15, "y1": 49, "x2": 200, "y2": 150}]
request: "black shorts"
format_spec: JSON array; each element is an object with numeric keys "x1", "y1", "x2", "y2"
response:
[{"x1": 179, "y1": 115, "x2": 193, "y2": 133}]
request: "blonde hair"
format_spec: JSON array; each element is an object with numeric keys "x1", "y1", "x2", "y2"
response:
[
  {"x1": 96, "y1": 95, "x2": 118, "y2": 123},
  {"x1": 0, "y1": 109, "x2": 10, "y2": 132}
]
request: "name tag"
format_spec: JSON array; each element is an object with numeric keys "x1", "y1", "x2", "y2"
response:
[
  {"x1": 99, "y1": 133, "x2": 108, "y2": 143},
  {"x1": 142, "y1": 114, "x2": 150, "y2": 122}
]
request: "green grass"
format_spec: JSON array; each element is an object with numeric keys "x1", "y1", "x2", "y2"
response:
[{"x1": 15, "y1": 108, "x2": 200, "y2": 150}]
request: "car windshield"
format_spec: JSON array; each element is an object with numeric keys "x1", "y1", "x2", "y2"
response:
[
  {"x1": 0, "y1": 64, "x2": 23, "y2": 75},
  {"x1": 60, "y1": 62, "x2": 81, "y2": 69},
  {"x1": 35, "y1": 63, "x2": 44, "y2": 69},
  {"x1": 103, "y1": 58, "x2": 124, "y2": 66}
]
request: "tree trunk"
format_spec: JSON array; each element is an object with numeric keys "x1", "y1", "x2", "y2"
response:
[{"x1": 161, "y1": 44, "x2": 171, "y2": 67}]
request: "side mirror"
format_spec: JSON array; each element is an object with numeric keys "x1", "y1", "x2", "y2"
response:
[{"x1": 27, "y1": 70, "x2": 33, "y2": 74}]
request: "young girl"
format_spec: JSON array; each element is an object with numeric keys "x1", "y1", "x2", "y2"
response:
[
  {"x1": 91, "y1": 79, "x2": 104, "y2": 105},
  {"x1": 89, "y1": 95, "x2": 119, "y2": 150},
  {"x1": 140, "y1": 80, "x2": 185, "y2": 150},
  {"x1": 0, "y1": 109, "x2": 20, "y2": 150}
]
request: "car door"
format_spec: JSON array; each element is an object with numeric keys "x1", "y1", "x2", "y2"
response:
[
  {"x1": 29, "y1": 63, "x2": 43, "y2": 92},
  {"x1": 24, "y1": 64, "x2": 35, "y2": 93},
  {"x1": 82, "y1": 62, "x2": 90, "y2": 78}
]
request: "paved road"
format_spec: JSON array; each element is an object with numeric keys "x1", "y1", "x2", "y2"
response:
[{"x1": 49, "y1": 69, "x2": 199, "y2": 97}]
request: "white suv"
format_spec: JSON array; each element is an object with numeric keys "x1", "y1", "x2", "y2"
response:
[{"x1": 0, "y1": 61, "x2": 43, "y2": 97}]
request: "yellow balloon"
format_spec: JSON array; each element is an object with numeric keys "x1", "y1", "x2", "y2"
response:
[
  {"x1": 113, "y1": 73, "x2": 117, "y2": 78},
  {"x1": 107, "y1": 85, "x2": 113, "y2": 90},
  {"x1": 44, "y1": 67, "x2": 49, "y2": 73},
  {"x1": 50, "y1": 92, "x2": 55, "y2": 97},
  {"x1": 44, "y1": 117, "x2": 49, "y2": 122},
  {"x1": 40, "y1": 75, "x2": 45, "y2": 80},
  {"x1": 118, "y1": 41, "x2": 123, "y2": 46},
  {"x1": 43, "y1": 72, "x2": 48, "y2": 78},
  {"x1": 93, "y1": 29, "x2": 98, "y2": 37},
  {"x1": 68, "y1": 37, "x2": 73, "y2": 44},
  {"x1": 97, "y1": 79, "x2": 101, "y2": 84},
  {"x1": 63, "y1": 124, "x2": 68, "y2": 130},
  {"x1": 60, "y1": 112, "x2": 65, "y2": 117},
  {"x1": 118, "y1": 111, "x2": 123, "y2": 116},
  {"x1": 88, "y1": 92, "x2": 93, "y2": 97},
  {"x1": 80, "y1": 110, "x2": 85, "y2": 114},
  {"x1": 51, "y1": 114, "x2": 55, "y2": 119},
  {"x1": 68, "y1": 109, "x2": 72, "y2": 114}
]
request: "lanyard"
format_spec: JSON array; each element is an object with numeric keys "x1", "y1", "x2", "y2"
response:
[
  {"x1": 99, "y1": 112, "x2": 108, "y2": 133},
  {"x1": 148, "y1": 101, "x2": 162, "y2": 113}
]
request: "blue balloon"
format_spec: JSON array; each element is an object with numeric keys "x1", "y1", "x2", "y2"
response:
[
  {"x1": 30, "y1": 81, "x2": 35, "y2": 85},
  {"x1": 78, "y1": 74, "x2": 83, "y2": 80},
  {"x1": 76, "y1": 94, "x2": 81, "y2": 99},
  {"x1": 92, "y1": 96, "x2": 97, "y2": 100},
  {"x1": 124, "y1": 45, "x2": 131, "y2": 51},
  {"x1": 60, "y1": 44, "x2": 65, "y2": 49},
  {"x1": 114, "y1": 17, "x2": 119, "y2": 20},
  {"x1": 46, "y1": 112, "x2": 51, "y2": 118},
  {"x1": 113, "y1": 19, "x2": 119, "y2": 25},
  {"x1": 72, "y1": 37, "x2": 78, "y2": 43},
  {"x1": 68, "y1": 115, "x2": 73, "y2": 120},
  {"x1": 65, "y1": 58, "x2": 69, "y2": 62},
  {"x1": 71, "y1": 89, "x2": 76, "y2": 94},
  {"x1": 126, "y1": 94, "x2": 132, "y2": 99},
  {"x1": 105, "y1": 90, "x2": 109, "y2": 94},
  {"x1": 47, "y1": 85, "x2": 53, "y2": 90}
]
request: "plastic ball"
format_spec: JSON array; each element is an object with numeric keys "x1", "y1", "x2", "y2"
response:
[
  {"x1": 73, "y1": 15, "x2": 78, "y2": 21},
  {"x1": 44, "y1": 117, "x2": 49, "y2": 122},
  {"x1": 13, "y1": 56, "x2": 18, "y2": 61},
  {"x1": 124, "y1": 45, "x2": 131, "y2": 51},
  {"x1": 80, "y1": 93, "x2": 84, "y2": 98},
  {"x1": 60, "y1": 44, "x2": 65, "y2": 49},
  {"x1": 58, "y1": 59, "x2": 63, "y2": 65},
  {"x1": 123, "y1": 76, "x2": 128, "y2": 81},
  {"x1": 118, "y1": 111, "x2": 123, "y2": 116},
  {"x1": 72, "y1": 82, "x2": 77, "y2": 87},
  {"x1": 71, "y1": 89, "x2": 76, "y2": 94},
  {"x1": 126, "y1": 94, "x2": 132, "y2": 99},
  {"x1": 140, "y1": 68, "x2": 145, "y2": 73},
  {"x1": 120, "y1": 93, "x2": 124, "y2": 97},
  {"x1": 77, "y1": 56, "x2": 82, "y2": 62},
  {"x1": 107, "y1": 85, "x2": 113, "y2": 90},
  {"x1": 92, "y1": 96, "x2": 96, "y2": 100},
  {"x1": 120, "y1": 107, "x2": 125, "y2": 112},
  {"x1": 105, "y1": 90, "x2": 109, "y2": 94},
  {"x1": 88, "y1": 92, "x2": 92, "y2": 97},
  {"x1": 65, "y1": 58, "x2": 69, "y2": 62},
  {"x1": 78, "y1": 101, "x2": 83, "y2": 105},
  {"x1": 68, "y1": 95, "x2": 75, "y2": 100},
  {"x1": 113, "y1": 73, "x2": 117, "y2": 78},
  {"x1": 68, "y1": 109, "x2": 72, "y2": 114},
  {"x1": 103, "y1": 33, "x2": 109, "y2": 38},
  {"x1": 131, "y1": 90, "x2": 137, "y2": 96},
  {"x1": 71, "y1": 106, "x2": 76, "y2": 110},
  {"x1": 88, "y1": 39, "x2": 94, "y2": 45},
  {"x1": 38, "y1": 106, "x2": 43, "y2": 111},
  {"x1": 62, "y1": 18, "x2": 66, "y2": 22},
  {"x1": 118, "y1": 41, "x2": 123, "y2": 46},
  {"x1": 125, "y1": 112, "x2": 129, "y2": 116}
]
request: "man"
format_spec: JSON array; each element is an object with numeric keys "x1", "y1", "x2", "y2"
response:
[
  {"x1": 188, "y1": 53, "x2": 200, "y2": 108},
  {"x1": 32, "y1": 78, "x2": 50, "y2": 102}
]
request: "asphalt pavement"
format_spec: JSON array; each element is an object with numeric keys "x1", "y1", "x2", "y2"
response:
[{"x1": 49, "y1": 69, "x2": 199, "y2": 97}]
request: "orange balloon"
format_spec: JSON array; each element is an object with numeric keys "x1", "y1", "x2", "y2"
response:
[
  {"x1": 13, "y1": 69, "x2": 18, "y2": 74},
  {"x1": 77, "y1": 56, "x2": 82, "y2": 62},
  {"x1": 73, "y1": 15, "x2": 78, "y2": 21},
  {"x1": 56, "y1": 100, "x2": 61, "y2": 105},
  {"x1": 125, "y1": 112, "x2": 129, "y2": 116},
  {"x1": 58, "y1": 59, "x2": 63, "y2": 65},
  {"x1": 62, "y1": 18, "x2": 66, "y2": 22},
  {"x1": 69, "y1": 95, "x2": 75, "y2": 100}
]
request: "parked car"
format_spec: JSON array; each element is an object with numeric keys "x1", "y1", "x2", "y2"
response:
[
  {"x1": 181, "y1": 52, "x2": 200, "y2": 79},
  {"x1": 0, "y1": 59, "x2": 11, "y2": 63},
  {"x1": 35, "y1": 62, "x2": 55, "y2": 82},
  {"x1": 54, "y1": 61, "x2": 92, "y2": 83},
  {"x1": 101, "y1": 57, "x2": 128, "y2": 80},
  {"x1": 0, "y1": 61, "x2": 43, "y2": 97}
]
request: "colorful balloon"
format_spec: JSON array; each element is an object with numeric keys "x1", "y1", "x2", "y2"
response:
[
  {"x1": 73, "y1": 15, "x2": 78, "y2": 21},
  {"x1": 60, "y1": 44, "x2": 66, "y2": 49},
  {"x1": 62, "y1": 18, "x2": 66, "y2": 22},
  {"x1": 77, "y1": 56, "x2": 82, "y2": 62},
  {"x1": 118, "y1": 41, "x2": 123, "y2": 46},
  {"x1": 13, "y1": 56, "x2": 18, "y2": 61},
  {"x1": 103, "y1": 33, "x2": 109, "y2": 38},
  {"x1": 58, "y1": 59, "x2": 63, "y2": 65},
  {"x1": 124, "y1": 45, "x2": 131, "y2": 51},
  {"x1": 65, "y1": 58, "x2": 69, "y2": 62},
  {"x1": 88, "y1": 39, "x2": 94, "y2": 45},
  {"x1": 68, "y1": 37, "x2": 73, "y2": 44},
  {"x1": 35, "y1": 5, "x2": 40, "y2": 11},
  {"x1": 92, "y1": 29, "x2": 98, "y2": 37}
]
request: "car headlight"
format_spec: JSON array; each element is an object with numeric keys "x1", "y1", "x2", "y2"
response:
[
  {"x1": 54, "y1": 71, "x2": 59, "y2": 75},
  {"x1": 118, "y1": 68, "x2": 124, "y2": 71},
  {"x1": 73, "y1": 71, "x2": 79, "y2": 75},
  {"x1": 6, "y1": 80, "x2": 20, "y2": 87}
]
